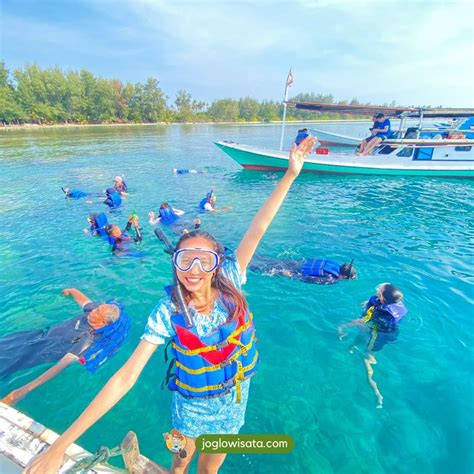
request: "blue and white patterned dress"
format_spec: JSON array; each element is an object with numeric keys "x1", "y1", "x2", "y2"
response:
[{"x1": 141, "y1": 255, "x2": 252, "y2": 438}]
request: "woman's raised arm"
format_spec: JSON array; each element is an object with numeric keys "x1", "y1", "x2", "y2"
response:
[
  {"x1": 236, "y1": 137, "x2": 315, "y2": 273},
  {"x1": 23, "y1": 340, "x2": 158, "y2": 474}
]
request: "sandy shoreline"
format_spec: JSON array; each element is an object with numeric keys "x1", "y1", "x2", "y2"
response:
[{"x1": 0, "y1": 118, "x2": 369, "y2": 132}]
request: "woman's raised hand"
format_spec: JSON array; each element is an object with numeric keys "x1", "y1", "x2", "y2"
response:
[{"x1": 286, "y1": 137, "x2": 316, "y2": 178}]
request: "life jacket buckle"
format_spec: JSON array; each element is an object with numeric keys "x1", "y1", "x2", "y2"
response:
[
  {"x1": 220, "y1": 358, "x2": 233, "y2": 368},
  {"x1": 221, "y1": 379, "x2": 235, "y2": 389},
  {"x1": 216, "y1": 340, "x2": 229, "y2": 350}
]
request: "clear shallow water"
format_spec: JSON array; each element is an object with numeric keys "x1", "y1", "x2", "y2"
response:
[{"x1": 0, "y1": 123, "x2": 473, "y2": 474}]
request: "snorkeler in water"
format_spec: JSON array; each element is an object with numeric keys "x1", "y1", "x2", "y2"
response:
[
  {"x1": 0, "y1": 288, "x2": 130, "y2": 405},
  {"x1": 113, "y1": 176, "x2": 128, "y2": 196},
  {"x1": 198, "y1": 190, "x2": 232, "y2": 213},
  {"x1": 62, "y1": 187, "x2": 91, "y2": 199},
  {"x1": 149, "y1": 203, "x2": 185, "y2": 226},
  {"x1": 173, "y1": 168, "x2": 207, "y2": 175},
  {"x1": 104, "y1": 187, "x2": 122, "y2": 209},
  {"x1": 105, "y1": 212, "x2": 143, "y2": 255},
  {"x1": 337, "y1": 283, "x2": 407, "y2": 408},
  {"x1": 250, "y1": 256, "x2": 356, "y2": 284}
]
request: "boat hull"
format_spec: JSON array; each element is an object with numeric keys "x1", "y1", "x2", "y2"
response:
[{"x1": 215, "y1": 141, "x2": 474, "y2": 178}]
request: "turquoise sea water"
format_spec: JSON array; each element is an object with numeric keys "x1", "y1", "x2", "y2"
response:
[{"x1": 0, "y1": 123, "x2": 473, "y2": 474}]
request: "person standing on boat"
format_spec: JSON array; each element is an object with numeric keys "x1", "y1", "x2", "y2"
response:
[
  {"x1": 0, "y1": 288, "x2": 130, "y2": 405},
  {"x1": 23, "y1": 137, "x2": 316, "y2": 474},
  {"x1": 358, "y1": 113, "x2": 391, "y2": 155}
]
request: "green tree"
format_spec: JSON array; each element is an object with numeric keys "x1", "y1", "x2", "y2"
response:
[
  {"x1": 208, "y1": 98, "x2": 239, "y2": 122},
  {"x1": 238, "y1": 97, "x2": 260, "y2": 121},
  {"x1": 175, "y1": 89, "x2": 193, "y2": 122}
]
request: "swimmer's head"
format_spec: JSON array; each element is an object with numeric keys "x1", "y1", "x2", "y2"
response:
[
  {"x1": 206, "y1": 190, "x2": 216, "y2": 205},
  {"x1": 87, "y1": 304, "x2": 120, "y2": 329},
  {"x1": 62, "y1": 187, "x2": 70, "y2": 195},
  {"x1": 376, "y1": 283, "x2": 403, "y2": 304},
  {"x1": 114, "y1": 176, "x2": 123, "y2": 183},
  {"x1": 340, "y1": 261, "x2": 357, "y2": 280},
  {"x1": 160, "y1": 202, "x2": 170, "y2": 209}
]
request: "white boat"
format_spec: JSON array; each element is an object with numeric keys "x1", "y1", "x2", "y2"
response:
[
  {"x1": 0, "y1": 402, "x2": 169, "y2": 473},
  {"x1": 215, "y1": 138, "x2": 474, "y2": 178}
]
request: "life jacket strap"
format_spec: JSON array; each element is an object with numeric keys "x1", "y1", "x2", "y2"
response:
[
  {"x1": 162, "y1": 358, "x2": 176, "y2": 390},
  {"x1": 361, "y1": 306, "x2": 374, "y2": 323},
  {"x1": 367, "y1": 326, "x2": 378, "y2": 351},
  {"x1": 174, "y1": 351, "x2": 259, "y2": 403},
  {"x1": 174, "y1": 334, "x2": 256, "y2": 375}
]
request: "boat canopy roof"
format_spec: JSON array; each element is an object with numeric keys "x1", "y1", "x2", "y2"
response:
[{"x1": 286, "y1": 101, "x2": 474, "y2": 118}]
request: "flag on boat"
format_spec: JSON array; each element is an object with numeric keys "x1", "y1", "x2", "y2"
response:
[{"x1": 286, "y1": 70, "x2": 293, "y2": 88}]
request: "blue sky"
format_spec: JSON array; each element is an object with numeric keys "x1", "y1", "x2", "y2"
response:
[{"x1": 1, "y1": 0, "x2": 473, "y2": 107}]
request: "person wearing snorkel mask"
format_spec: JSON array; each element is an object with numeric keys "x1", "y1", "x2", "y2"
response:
[
  {"x1": 199, "y1": 190, "x2": 232, "y2": 213},
  {"x1": 105, "y1": 212, "x2": 143, "y2": 254},
  {"x1": 1, "y1": 288, "x2": 130, "y2": 406},
  {"x1": 24, "y1": 137, "x2": 316, "y2": 474},
  {"x1": 249, "y1": 256, "x2": 356, "y2": 284},
  {"x1": 337, "y1": 283, "x2": 408, "y2": 408},
  {"x1": 113, "y1": 176, "x2": 128, "y2": 196}
]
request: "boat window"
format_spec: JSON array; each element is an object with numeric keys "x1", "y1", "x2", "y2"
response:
[
  {"x1": 414, "y1": 147, "x2": 434, "y2": 160},
  {"x1": 377, "y1": 145, "x2": 396, "y2": 155},
  {"x1": 396, "y1": 147, "x2": 413, "y2": 157},
  {"x1": 454, "y1": 146, "x2": 472, "y2": 152}
]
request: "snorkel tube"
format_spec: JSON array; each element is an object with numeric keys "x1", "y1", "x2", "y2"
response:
[{"x1": 154, "y1": 228, "x2": 193, "y2": 328}]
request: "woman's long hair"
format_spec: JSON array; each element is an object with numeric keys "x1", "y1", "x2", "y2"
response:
[{"x1": 172, "y1": 230, "x2": 248, "y2": 322}]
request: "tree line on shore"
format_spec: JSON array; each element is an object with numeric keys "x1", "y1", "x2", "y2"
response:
[{"x1": 1, "y1": 61, "x2": 396, "y2": 125}]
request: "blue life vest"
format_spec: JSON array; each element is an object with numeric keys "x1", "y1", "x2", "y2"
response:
[
  {"x1": 104, "y1": 189, "x2": 122, "y2": 209},
  {"x1": 159, "y1": 207, "x2": 179, "y2": 225},
  {"x1": 363, "y1": 296, "x2": 408, "y2": 333},
  {"x1": 167, "y1": 303, "x2": 258, "y2": 402},
  {"x1": 91, "y1": 213, "x2": 108, "y2": 238},
  {"x1": 199, "y1": 192, "x2": 215, "y2": 211},
  {"x1": 300, "y1": 259, "x2": 340, "y2": 278},
  {"x1": 68, "y1": 189, "x2": 89, "y2": 199},
  {"x1": 176, "y1": 169, "x2": 190, "y2": 174},
  {"x1": 81, "y1": 301, "x2": 130, "y2": 373}
]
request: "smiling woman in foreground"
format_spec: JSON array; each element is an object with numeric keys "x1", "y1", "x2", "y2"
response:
[{"x1": 24, "y1": 137, "x2": 316, "y2": 474}]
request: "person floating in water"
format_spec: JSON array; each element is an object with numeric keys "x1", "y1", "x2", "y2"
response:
[
  {"x1": 149, "y1": 203, "x2": 185, "y2": 226},
  {"x1": 103, "y1": 187, "x2": 122, "y2": 209},
  {"x1": 337, "y1": 283, "x2": 407, "y2": 408},
  {"x1": 84, "y1": 212, "x2": 109, "y2": 237},
  {"x1": 62, "y1": 187, "x2": 91, "y2": 199},
  {"x1": 113, "y1": 176, "x2": 128, "y2": 196},
  {"x1": 294, "y1": 128, "x2": 309, "y2": 146},
  {"x1": 250, "y1": 256, "x2": 356, "y2": 284},
  {"x1": 106, "y1": 212, "x2": 143, "y2": 256},
  {"x1": 199, "y1": 190, "x2": 232, "y2": 213},
  {"x1": 23, "y1": 137, "x2": 316, "y2": 474},
  {"x1": 0, "y1": 288, "x2": 130, "y2": 405},
  {"x1": 173, "y1": 168, "x2": 207, "y2": 175}
]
